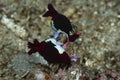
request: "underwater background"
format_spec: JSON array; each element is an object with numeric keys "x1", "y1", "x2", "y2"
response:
[{"x1": 0, "y1": 0, "x2": 120, "y2": 80}]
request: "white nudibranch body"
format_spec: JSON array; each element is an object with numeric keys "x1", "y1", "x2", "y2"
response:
[{"x1": 45, "y1": 38, "x2": 65, "y2": 54}]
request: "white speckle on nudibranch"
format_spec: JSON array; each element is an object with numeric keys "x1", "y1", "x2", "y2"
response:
[{"x1": 45, "y1": 38, "x2": 65, "y2": 54}]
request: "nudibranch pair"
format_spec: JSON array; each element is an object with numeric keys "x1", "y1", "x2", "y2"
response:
[{"x1": 28, "y1": 3, "x2": 82, "y2": 69}]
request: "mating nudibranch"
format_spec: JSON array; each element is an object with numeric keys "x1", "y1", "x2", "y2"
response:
[
  {"x1": 43, "y1": 3, "x2": 74, "y2": 40},
  {"x1": 28, "y1": 39, "x2": 71, "y2": 68}
]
